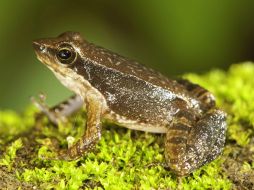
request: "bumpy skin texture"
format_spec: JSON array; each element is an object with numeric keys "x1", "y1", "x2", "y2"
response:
[{"x1": 33, "y1": 32, "x2": 227, "y2": 176}]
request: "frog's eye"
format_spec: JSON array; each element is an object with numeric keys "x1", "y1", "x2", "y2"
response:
[{"x1": 56, "y1": 44, "x2": 77, "y2": 65}]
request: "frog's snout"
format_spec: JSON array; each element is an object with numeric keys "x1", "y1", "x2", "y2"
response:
[{"x1": 33, "y1": 40, "x2": 46, "y2": 53}]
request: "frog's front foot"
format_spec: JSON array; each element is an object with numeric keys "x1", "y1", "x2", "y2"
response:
[
  {"x1": 57, "y1": 135, "x2": 100, "y2": 161},
  {"x1": 57, "y1": 148, "x2": 78, "y2": 161},
  {"x1": 165, "y1": 109, "x2": 227, "y2": 176}
]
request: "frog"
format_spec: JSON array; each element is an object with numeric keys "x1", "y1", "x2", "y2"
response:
[{"x1": 32, "y1": 31, "x2": 227, "y2": 176}]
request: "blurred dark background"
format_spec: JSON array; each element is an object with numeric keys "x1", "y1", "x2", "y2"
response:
[{"x1": 1, "y1": 1, "x2": 254, "y2": 110}]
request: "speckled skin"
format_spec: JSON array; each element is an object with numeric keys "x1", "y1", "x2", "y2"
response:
[{"x1": 33, "y1": 32, "x2": 227, "y2": 176}]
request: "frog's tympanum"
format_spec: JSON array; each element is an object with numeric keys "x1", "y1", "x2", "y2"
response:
[{"x1": 32, "y1": 32, "x2": 227, "y2": 176}]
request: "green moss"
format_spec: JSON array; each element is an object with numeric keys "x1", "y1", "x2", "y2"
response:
[
  {"x1": 0, "y1": 106, "x2": 36, "y2": 143},
  {"x1": 1, "y1": 63, "x2": 254, "y2": 189},
  {"x1": 0, "y1": 138, "x2": 23, "y2": 171}
]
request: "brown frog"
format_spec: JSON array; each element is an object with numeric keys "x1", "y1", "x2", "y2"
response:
[{"x1": 32, "y1": 32, "x2": 227, "y2": 176}]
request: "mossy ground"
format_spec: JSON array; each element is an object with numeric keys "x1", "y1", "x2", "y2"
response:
[{"x1": 0, "y1": 63, "x2": 254, "y2": 190}]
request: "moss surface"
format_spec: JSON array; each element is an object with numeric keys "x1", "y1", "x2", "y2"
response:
[{"x1": 0, "y1": 63, "x2": 254, "y2": 189}]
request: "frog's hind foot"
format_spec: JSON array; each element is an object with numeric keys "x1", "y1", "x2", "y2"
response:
[
  {"x1": 165, "y1": 109, "x2": 227, "y2": 176},
  {"x1": 31, "y1": 93, "x2": 62, "y2": 125},
  {"x1": 31, "y1": 94, "x2": 83, "y2": 125}
]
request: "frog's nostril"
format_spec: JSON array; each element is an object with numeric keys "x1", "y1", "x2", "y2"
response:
[
  {"x1": 39, "y1": 45, "x2": 46, "y2": 51},
  {"x1": 32, "y1": 41, "x2": 46, "y2": 52}
]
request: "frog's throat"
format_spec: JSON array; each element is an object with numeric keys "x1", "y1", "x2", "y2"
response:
[{"x1": 49, "y1": 65, "x2": 108, "y2": 112}]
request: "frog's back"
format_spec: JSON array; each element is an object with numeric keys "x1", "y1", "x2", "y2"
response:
[
  {"x1": 82, "y1": 43, "x2": 188, "y2": 94},
  {"x1": 76, "y1": 42, "x2": 202, "y2": 125}
]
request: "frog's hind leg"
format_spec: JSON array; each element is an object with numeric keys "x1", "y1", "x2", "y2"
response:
[
  {"x1": 31, "y1": 94, "x2": 83, "y2": 125},
  {"x1": 177, "y1": 79, "x2": 215, "y2": 109},
  {"x1": 165, "y1": 109, "x2": 227, "y2": 176}
]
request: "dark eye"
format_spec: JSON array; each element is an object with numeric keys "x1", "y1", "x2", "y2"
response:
[
  {"x1": 58, "y1": 49, "x2": 72, "y2": 60},
  {"x1": 56, "y1": 44, "x2": 77, "y2": 65}
]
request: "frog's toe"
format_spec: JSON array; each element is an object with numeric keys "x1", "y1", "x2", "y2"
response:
[
  {"x1": 30, "y1": 93, "x2": 48, "y2": 113},
  {"x1": 165, "y1": 109, "x2": 227, "y2": 176},
  {"x1": 31, "y1": 94, "x2": 68, "y2": 125}
]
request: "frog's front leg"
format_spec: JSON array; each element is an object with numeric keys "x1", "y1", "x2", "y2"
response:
[
  {"x1": 165, "y1": 109, "x2": 227, "y2": 176},
  {"x1": 60, "y1": 93, "x2": 104, "y2": 160}
]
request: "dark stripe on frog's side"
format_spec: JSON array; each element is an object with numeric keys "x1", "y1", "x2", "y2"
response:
[
  {"x1": 71, "y1": 57, "x2": 193, "y2": 125},
  {"x1": 88, "y1": 67, "x2": 176, "y2": 124}
]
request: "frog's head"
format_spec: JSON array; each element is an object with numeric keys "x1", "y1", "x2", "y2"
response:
[
  {"x1": 33, "y1": 32, "x2": 91, "y2": 94},
  {"x1": 33, "y1": 31, "x2": 86, "y2": 70}
]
